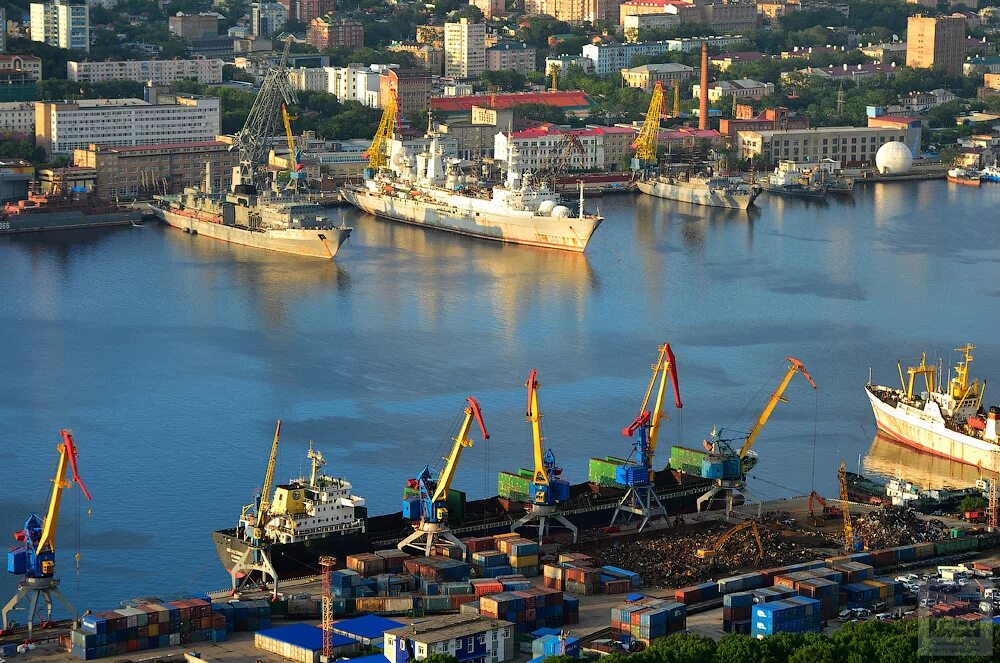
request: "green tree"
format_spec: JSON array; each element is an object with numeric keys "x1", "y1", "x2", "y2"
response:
[
  {"x1": 960, "y1": 495, "x2": 986, "y2": 513},
  {"x1": 648, "y1": 632, "x2": 716, "y2": 663},
  {"x1": 422, "y1": 655, "x2": 458, "y2": 663},
  {"x1": 787, "y1": 633, "x2": 841, "y2": 663},
  {"x1": 714, "y1": 634, "x2": 763, "y2": 663},
  {"x1": 480, "y1": 69, "x2": 527, "y2": 92},
  {"x1": 510, "y1": 102, "x2": 568, "y2": 125},
  {"x1": 0, "y1": 139, "x2": 46, "y2": 164},
  {"x1": 927, "y1": 100, "x2": 964, "y2": 129}
]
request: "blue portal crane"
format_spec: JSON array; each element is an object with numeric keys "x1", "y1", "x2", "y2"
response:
[
  {"x1": 398, "y1": 397, "x2": 489, "y2": 557},
  {"x1": 3, "y1": 430, "x2": 92, "y2": 638},
  {"x1": 610, "y1": 344, "x2": 682, "y2": 531}
]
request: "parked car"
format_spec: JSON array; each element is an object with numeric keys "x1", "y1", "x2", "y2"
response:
[{"x1": 875, "y1": 613, "x2": 892, "y2": 621}]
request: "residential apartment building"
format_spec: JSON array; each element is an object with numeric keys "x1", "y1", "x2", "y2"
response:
[
  {"x1": 167, "y1": 12, "x2": 219, "y2": 40},
  {"x1": 288, "y1": 66, "x2": 330, "y2": 91},
  {"x1": 545, "y1": 55, "x2": 595, "y2": 75},
  {"x1": 35, "y1": 96, "x2": 221, "y2": 154},
  {"x1": 486, "y1": 42, "x2": 537, "y2": 72},
  {"x1": 388, "y1": 42, "x2": 444, "y2": 75},
  {"x1": 0, "y1": 102, "x2": 36, "y2": 134},
  {"x1": 0, "y1": 55, "x2": 42, "y2": 101},
  {"x1": 67, "y1": 58, "x2": 224, "y2": 84},
  {"x1": 0, "y1": 55, "x2": 43, "y2": 82},
  {"x1": 0, "y1": 8, "x2": 6, "y2": 54},
  {"x1": 699, "y1": 0, "x2": 758, "y2": 34},
  {"x1": 470, "y1": 0, "x2": 504, "y2": 19},
  {"x1": 384, "y1": 616, "x2": 514, "y2": 663},
  {"x1": 494, "y1": 124, "x2": 637, "y2": 172},
  {"x1": 282, "y1": 0, "x2": 336, "y2": 23},
  {"x1": 251, "y1": 2, "x2": 287, "y2": 37},
  {"x1": 380, "y1": 67, "x2": 432, "y2": 118},
  {"x1": 73, "y1": 140, "x2": 238, "y2": 197},
  {"x1": 620, "y1": 0, "x2": 756, "y2": 36},
  {"x1": 30, "y1": 0, "x2": 89, "y2": 52},
  {"x1": 736, "y1": 126, "x2": 911, "y2": 165},
  {"x1": 860, "y1": 41, "x2": 908, "y2": 63},
  {"x1": 623, "y1": 10, "x2": 695, "y2": 43},
  {"x1": 307, "y1": 16, "x2": 364, "y2": 51},
  {"x1": 710, "y1": 50, "x2": 765, "y2": 71},
  {"x1": 906, "y1": 14, "x2": 965, "y2": 76},
  {"x1": 582, "y1": 37, "x2": 745, "y2": 76},
  {"x1": 444, "y1": 18, "x2": 486, "y2": 79},
  {"x1": 692, "y1": 78, "x2": 773, "y2": 101},
  {"x1": 524, "y1": 0, "x2": 616, "y2": 24},
  {"x1": 787, "y1": 62, "x2": 900, "y2": 80},
  {"x1": 621, "y1": 63, "x2": 695, "y2": 92}
]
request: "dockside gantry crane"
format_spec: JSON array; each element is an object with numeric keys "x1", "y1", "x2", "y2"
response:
[
  {"x1": 398, "y1": 398, "x2": 489, "y2": 557},
  {"x1": 697, "y1": 357, "x2": 817, "y2": 518},
  {"x1": 630, "y1": 81, "x2": 664, "y2": 173},
  {"x1": 3, "y1": 430, "x2": 92, "y2": 638},
  {"x1": 510, "y1": 369, "x2": 578, "y2": 543},
  {"x1": 231, "y1": 420, "x2": 282, "y2": 597},
  {"x1": 610, "y1": 344, "x2": 682, "y2": 531}
]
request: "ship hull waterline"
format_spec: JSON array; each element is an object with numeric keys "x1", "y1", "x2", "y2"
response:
[
  {"x1": 637, "y1": 180, "x2": 759, "y2": 210},
  {"x1": 342, "y1": 188, "x2": 600, "y2": 253},
  {"x1": 152, "y1": 205, "x2": 350, "y2": 260},
  {"x1": 865, "y1": 386, "x2": 1000, "y2": 473}
]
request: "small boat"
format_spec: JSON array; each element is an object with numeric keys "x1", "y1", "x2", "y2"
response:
[
  {"x1": 981, "y1": 165, "x2": 1000, "y2": 182},
  {"x1": 764, "y1": 182, "x2": 828, "y2": 199},
  {"x1": 765, "y1": 160, "x2": 828, "y2": 199},
  {"x1": 947, "y1": 168, "x2": 981, "y2": 187}
]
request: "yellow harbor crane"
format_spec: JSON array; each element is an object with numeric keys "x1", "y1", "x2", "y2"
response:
[
  {"x1": 230, "y1": 420, "x2": 282, "y2": 597},
  {"x1": 630, "y1": 81, "x2": 664, "y2": 171},
  {"x1": 366, "y1": 92, "x2": 399, "y2": 171},
  {"x1": 838, "y1": 461, "x2": 861, "y2": 552},
  {"x1": 697, "y1": 357, "x2": 817, "y2": 517},
  {"x1": 281, "y1": 103, "x2": 306, "y2": 193},
  {"x1": 695, "y1": 520, "x2": 764, "y2": 562}
]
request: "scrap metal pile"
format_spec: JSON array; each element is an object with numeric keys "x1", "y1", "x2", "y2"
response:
[
  {"x1": 581, "y1": 514, "x2": 828, "y2": 589},
  {"x1": 852, "y1": 505, "x2": 949, "y2": 549}
]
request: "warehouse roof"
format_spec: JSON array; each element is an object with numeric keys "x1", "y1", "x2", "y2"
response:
[
  {"x1": 333, "y1": 615, "x2": 405, "y2": 640},
  {"x1": 385, "y1": 615, "x2": 513, "y2": 643},
  {"x1": 258, "y1": 623, "x2": 356, "y2": 650}
]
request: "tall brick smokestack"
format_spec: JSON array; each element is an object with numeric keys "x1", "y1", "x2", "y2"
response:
[{"x1": 699, "y1": 41, "x2": 708, "y2": 131}]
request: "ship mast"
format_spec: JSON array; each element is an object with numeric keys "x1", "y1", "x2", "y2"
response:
[{"x1": 231, "y1": 39, "x2": 297, "y2": 195}]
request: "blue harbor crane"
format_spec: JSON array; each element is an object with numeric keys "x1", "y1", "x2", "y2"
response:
[
  {"x1": 398, "y1": 397, "x2": 489, "y2": 557},
  {"x1": 610, "y1": 344, "x2": 682, "y2": 531},
  {"x1": 3, "y1": 430, "x2": 92, "y2": 639},
  {"x1": 510, "y1": 369, "x2": 577, "y2": 543}
]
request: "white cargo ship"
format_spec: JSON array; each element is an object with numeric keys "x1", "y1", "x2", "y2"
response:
[
  {"x1": 342, "y1": 134, "x2": 602, "y2": 252},
  {"x1": 865, "y1": 344, "x2": 1000, "y2": 472},
  {"x1": 152, "y1": 188, "x2": 351, "y2": 260},
  {"x1": 637, "y1": 173, "x2": 761, "y2": 210}
]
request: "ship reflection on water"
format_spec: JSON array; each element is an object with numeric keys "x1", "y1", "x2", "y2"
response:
[{"x1": 863, "y1": 431, "x2": 998, "y2": 491}]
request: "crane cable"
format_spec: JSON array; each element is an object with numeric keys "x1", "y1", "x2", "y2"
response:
[{"x1": 810, "y1": 388, "x2": 819, "y2": 493}]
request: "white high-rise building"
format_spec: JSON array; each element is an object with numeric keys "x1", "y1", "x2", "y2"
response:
[
  {"x1": 444, "y1": 18, "x2": 485, "y2": 79},
  {"x1": 30, "y1": 1, "x2": 90, "y2": 52},
  {"x1": 251, "y1": 2, "x2": 287, "y2": 37},
  {"x1": 0, "y1": 8, "x2": 6, "y2": 54},
  {"x1": 67, "y1": 58, "x2": 224, "y2": 84}
]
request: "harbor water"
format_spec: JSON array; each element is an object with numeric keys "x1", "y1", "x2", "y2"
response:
[{"x1": 1, "y1": 179, "x2": 999, "y2": 610}]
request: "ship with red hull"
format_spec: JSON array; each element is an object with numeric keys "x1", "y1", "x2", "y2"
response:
[{"x1": 865, "y1": 344, "x2": 1000, "y2": 473}]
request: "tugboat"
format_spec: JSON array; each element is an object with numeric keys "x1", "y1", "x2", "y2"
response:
[
  {"x1": 865, "y1": 344, "x2": 1000, "y2": 473},
  {"x1": 947, "y1": 168, "x2": 981, "y2": 186},
  {"x1": 979, "y1": 164, "x2": 1000, "y2": 183},
  {"x1": 764, "y1": 161, "x2": 828, "y2": 199}
]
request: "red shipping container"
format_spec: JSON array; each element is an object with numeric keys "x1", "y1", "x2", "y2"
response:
[
  {"x1": 450, "y1": 594, "x2": 477, "y2": 609},
  {"x1": 674, "y1": 588, "x2": 702, "y2": 605},
  {"x1": 126, "y1": 640, "x2": 138, "y2": 653}
]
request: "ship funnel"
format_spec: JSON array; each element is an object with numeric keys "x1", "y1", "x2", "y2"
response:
[{"x1": 986, "y1": 407, "x2": 999, "y2": 442}]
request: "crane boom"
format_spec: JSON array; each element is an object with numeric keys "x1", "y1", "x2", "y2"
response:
[
  {"x1": 695, "y1": 520, "x2": 763, "y2": 561},
  {"x1": 255, "y1": 420, "x2": 282, "y2": 535},
  {"x1": 838, "y1": 461, "x2": 855, "y2": 552},
  {"x1": 643, "y1": 343, "x2": 681, "y2": 459},
  {"x1": 526, "y1": 369, "x2": 548, "y2": 486},
  {"x1": 282, "y1": 104, "x2": 297, "y2": 171},
  {"x1": 431, "y1": 397, "x2": 489, "y2": 505},
  {"x1": 366, "y1": 92, "x2": 399, "y2": 170},
  {"x1": 737, "y1": 356, "x2": 817, "y2": 459},
  {"x1": 36, "y1": 430, "x2": 91, "y2": 556},
  {"x1": 631, "y1": 81, "x2": 664, "y2": 164}
]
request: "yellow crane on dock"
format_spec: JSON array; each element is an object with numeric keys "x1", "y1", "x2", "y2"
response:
[
  {"x1": 230, "y1": 420, "x2": 282, "y2": 597},
  {"x1": 366, "y1": 92, "x2": 399, "y2": 171},
  {"x1": 631, "y1": 81, "x2": 664, "y2": 170},
  {"x1": 838, "y1": 461, "x2": 862, "y2": 552}
]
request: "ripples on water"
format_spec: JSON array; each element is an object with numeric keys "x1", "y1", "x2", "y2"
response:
[{"x1": 1, "y1": 180, "x2": 999, "y2": 607}]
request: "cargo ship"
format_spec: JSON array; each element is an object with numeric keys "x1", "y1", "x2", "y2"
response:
[
  {"x1": 212, "y1": 444, "x2": 718, "y2": 580},
  {"x1": 341, "y1": 134, "x2": 603, "y2": 253},
  {"x1": 1, "y1": 188, "x2": 139, "y2": 234},
  {"x1": 636, "y1": 172, "x2": 761, "y2": 210},
  {"x1": 865, "y1": 344, "x2": 1000, "y2": 473}
]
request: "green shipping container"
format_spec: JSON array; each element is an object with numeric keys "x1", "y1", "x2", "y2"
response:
[{"x1": 589, "y1": 458, "x2": 623, "y2": 487}]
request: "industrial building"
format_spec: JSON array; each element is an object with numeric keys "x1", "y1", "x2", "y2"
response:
[
  {"x1": 383, "y1": 615, "x2": 515, "y2": 663},
  {"x1": 35, "y1": 96, "x2": 222, "y2": 154},
  {"x1": 430, "y1": 91, "x2": 594, "y2": 119},
  {"x1": 67, "y1": 58, "x2": 224, "y2": 84},
  {"x1": 255, "y1": 623, "x2": 358, "y2": 663},
  {"x1": 736, "y1": 126, "x2": 912, "y2": 165}
]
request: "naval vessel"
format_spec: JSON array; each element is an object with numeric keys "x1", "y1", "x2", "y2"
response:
[
  {"x1": 637, "y1": 172, "x2": 761, "y2": 209},
  {"x1": 1, "y1": 189, "x2": 138, "y2": 234}
]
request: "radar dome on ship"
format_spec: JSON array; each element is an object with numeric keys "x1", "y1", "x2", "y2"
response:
[
  {"x1": 551, "y1": 205, "x2": 571, "y2": 218},
  {"x1": 537, "y1": 200, "x2": 557, "y2": 215},
  {"x1": 875, "y1": 141, "x2": 913, "y2": 175}
]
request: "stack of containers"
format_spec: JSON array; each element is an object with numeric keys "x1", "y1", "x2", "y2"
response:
[
  {"x1": 471, "y1": 578, "x2": 504, "y2": 596},
  {"x1": 465, "y1": 537, "x2": 497, "y2": 554},
  {"x1": 543, "y1": 564, "x2": 565, "y2": 590},
  {"x1": 373, "y1": 573, "x2": 418, "y2": 596},
  {"x1": 497, "y1": 575, "x2": 533, "y2": 591},
  {"x1": 558, "y1": 553, "x2": 594, "y2": 566},
  {"x1": 478, "y1": 587, "x2": 566, "y2": 632},
  {"x1": 472, "y1": 550, "x2": 512, "y2": 578},
  {"x1": 460, "y1": 600, "x2": 481, "y2": 616},
  {"x1": 796, "y1": 578, "x2": 840, "y2": 619},
  {"x1": 602, "y1": 566, "x2": 641, "y2": 590},
  {"x1": 588, "y1": 457, "x2": 628, "y2": 488},
  {"x1": 825, "y1": 552, "x2": 873, "y2": 566},
  {"x1": 532, "y1": 634, "x2": 580, "y2": 660},
  {"x1": 71, "y1": 598, "x2": 250, "y2": 660},
  {"x1": 328, "y1": 569, "x2": 376, "y2": 598},
  {"x1": 610, "y1": 597, "x2": 686, "y2": 647},
  {"x1": 431, "y1": 544, "x2": 466, "y2": 560},
  {"x1": 718, "y1": 572, "x2": 765, "y2": 595},
  {"x1": 760, "y1": 561, "x2": 828, "y2": 585},
  {"x1": 563, "y1": 566, "x2": 602, "y2": 595},
  {"x1": 346, "y1": 553, "x2": 385, "y2": 577},
  {"x1": 828, "y1": 561, "x2": 874, "y2": 584},
  {"x1": 723, "y1": 592, "x2": 754, "y2": 634},
  {"x1": 374, "y1": 549, "x2": 410, "y2": 572},
  {"x1": 752, "y1": 587, "x2": 797, "y2": 604},
  {"x1": 497, "y1": 537, "x2": 540, "y2": 577},
  {"x1": 563, "y1": 596, "x2": 580, "y2": 625},
  {"x1": 674, "y1": 582, "x2": 721, "y2": 605},
  {"x1": 840, "y1": 583, "x2": 880, "y2": 609},
  {"x1": 750, "y1": 596, "x2": 821, "y2": 638},
  {"x1": 403, "y1": 556, "x2": 471, "y2": 582}
]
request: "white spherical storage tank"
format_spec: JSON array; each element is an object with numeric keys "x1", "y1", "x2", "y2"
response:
[{"x1": 875, "y1": 141, "x2": 913, "y2": 175}]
